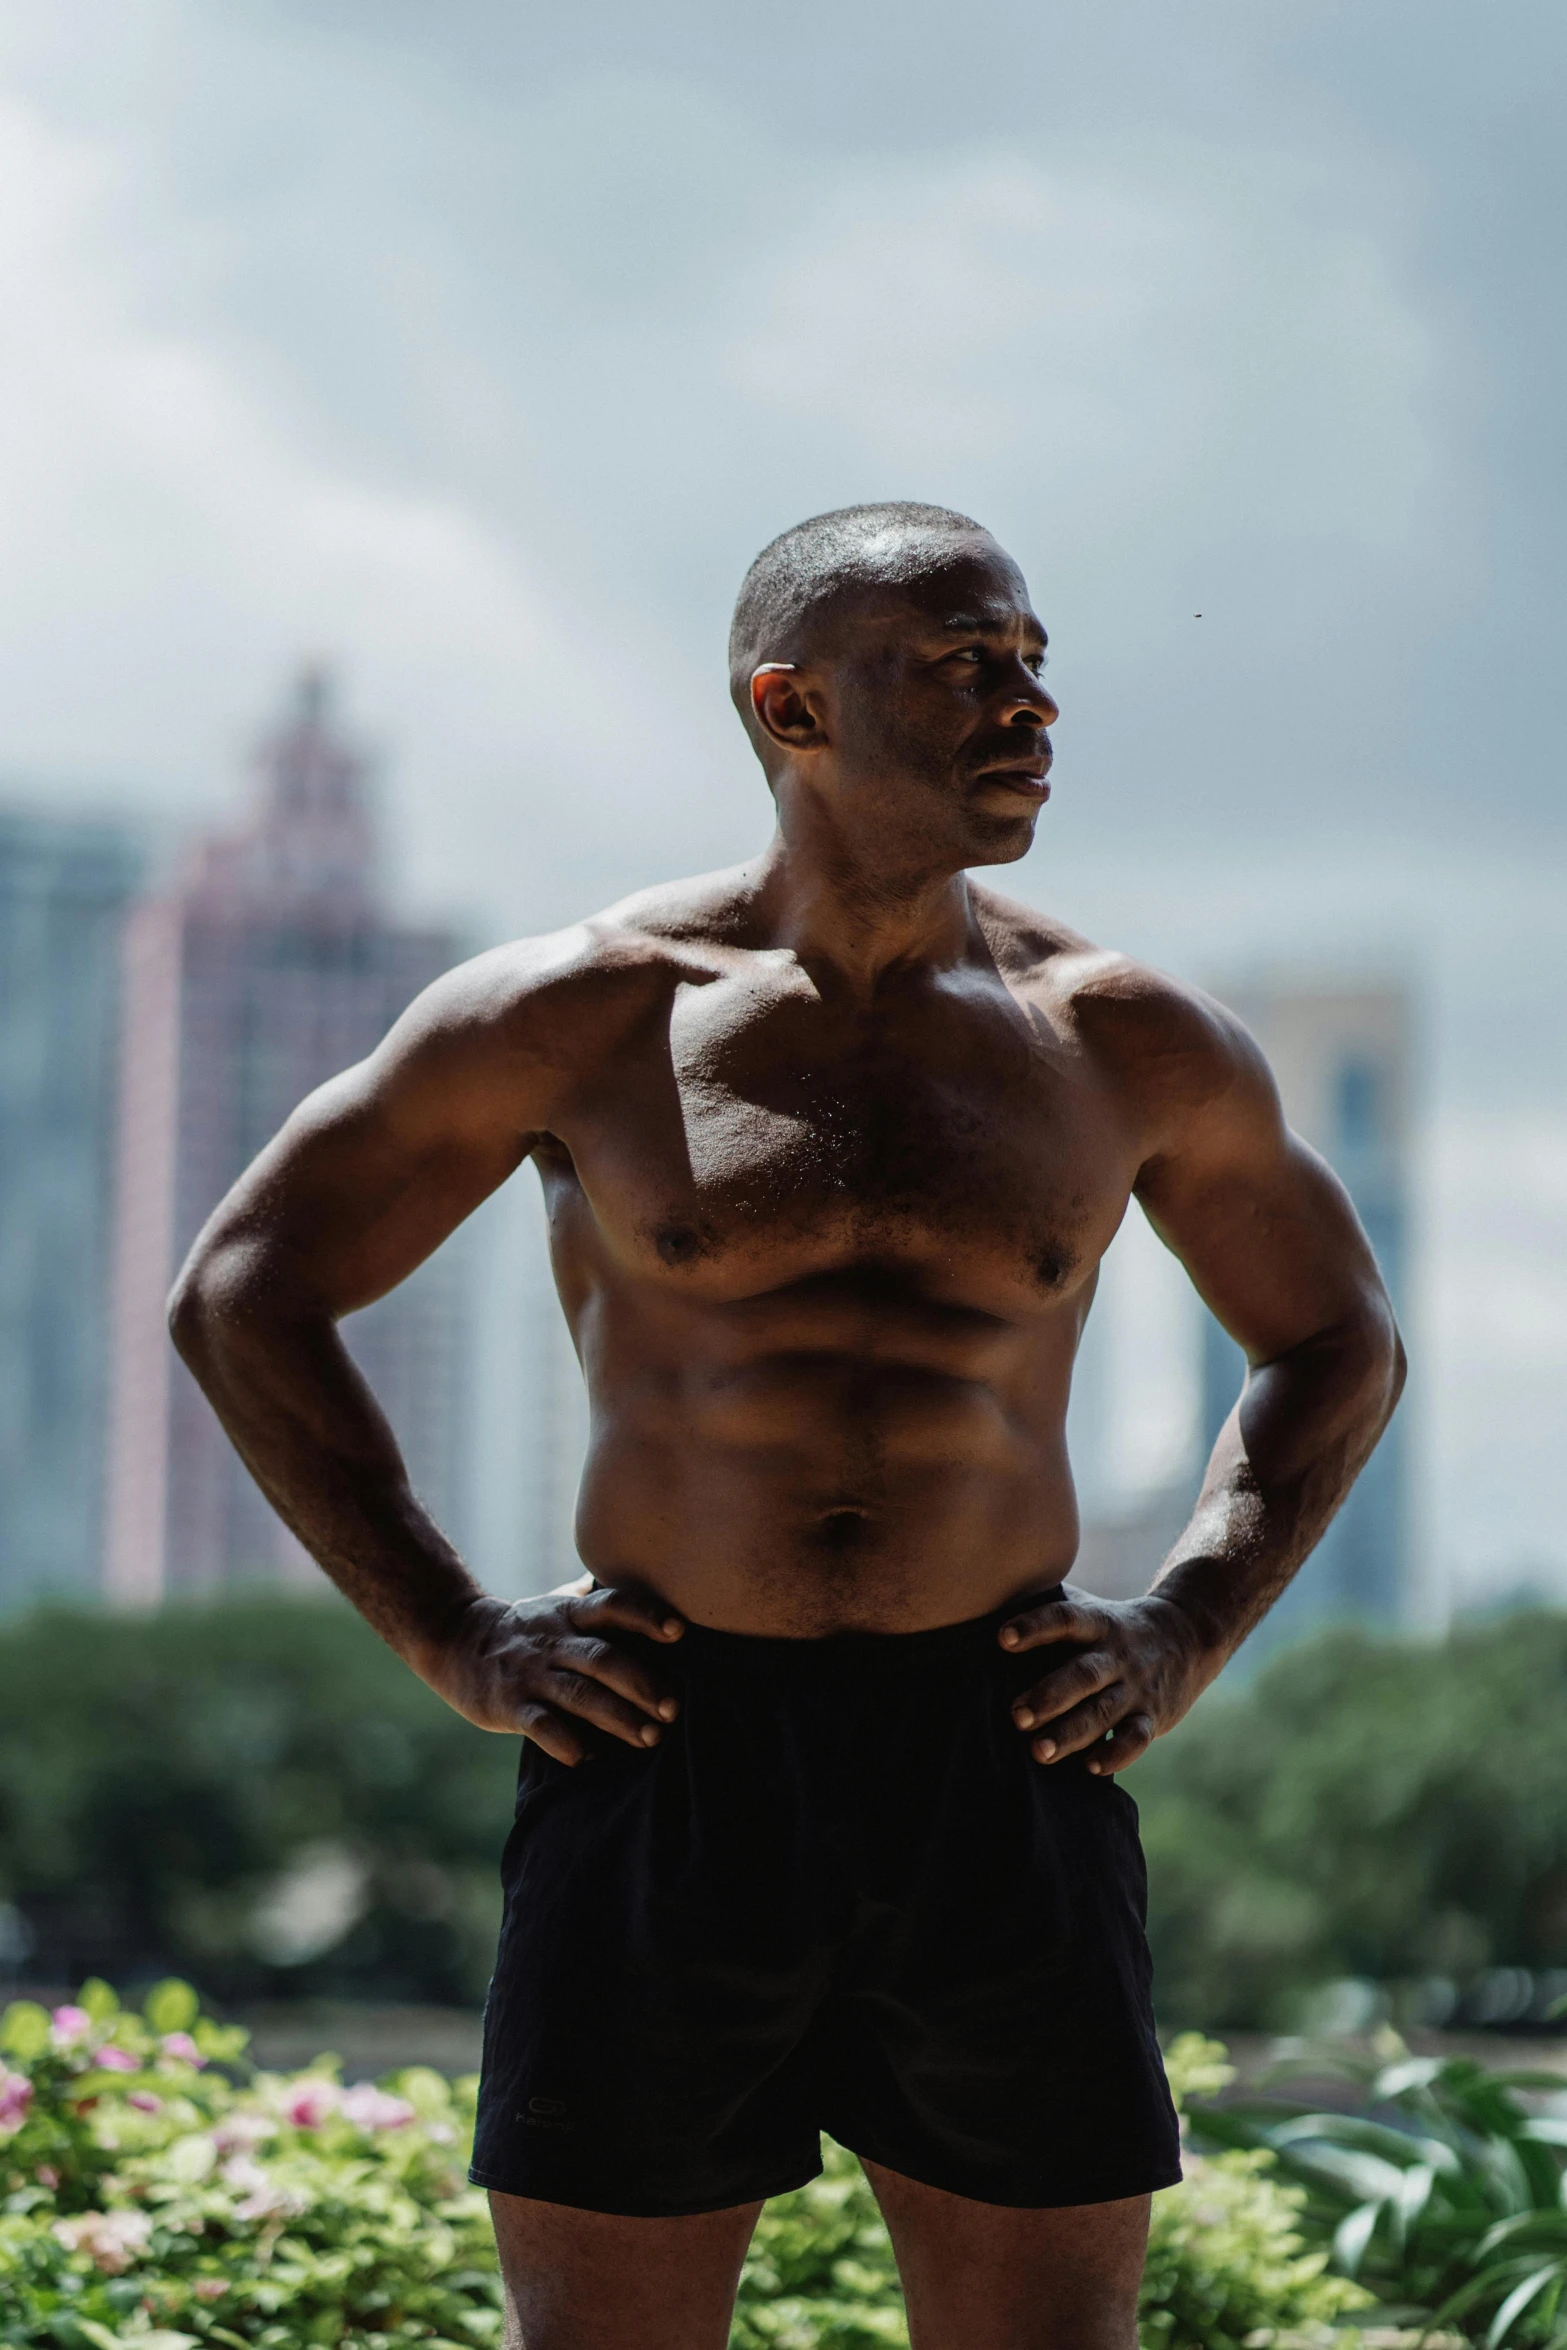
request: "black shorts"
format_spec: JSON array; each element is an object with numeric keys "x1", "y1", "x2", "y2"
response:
[{"x1": 469, "y1": 1596, "x2": 1181, "y2": 2216}]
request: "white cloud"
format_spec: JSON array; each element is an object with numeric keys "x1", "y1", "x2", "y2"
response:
[
  {"x1": 0, "y1": 88, "x2": 743, "y2": 930},
  {"x1": 0, "y1": 6, "x2": 1554, "y2": 1611}
]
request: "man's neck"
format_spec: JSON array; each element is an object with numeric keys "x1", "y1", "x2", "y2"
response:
[{"x1": 746, "y1": 826, "x2": 977, "y2": 997}]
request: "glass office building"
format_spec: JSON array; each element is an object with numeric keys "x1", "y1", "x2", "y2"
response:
[
  {"x1": 1199, "y1": 980, "x2": 1412, "y2": 1644},
  {"x1": 0, "y1": 812, "x2": 143, "y2": 1610}
]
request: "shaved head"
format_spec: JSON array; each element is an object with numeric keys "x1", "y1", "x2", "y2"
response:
[{"x1": 728, "y1": 502, "x2": 993, "y2": 729}]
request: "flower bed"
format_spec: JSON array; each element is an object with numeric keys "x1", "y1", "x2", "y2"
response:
[{"x1": 0, "y1": 1986, "x2": 1367, "y2": 2348}]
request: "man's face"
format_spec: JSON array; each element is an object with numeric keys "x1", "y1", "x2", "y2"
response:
[{"x1": 812, "y1": 537, "x2": 1058, "y2": 869}]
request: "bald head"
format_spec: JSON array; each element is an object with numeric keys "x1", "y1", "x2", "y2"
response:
[{"x1": 728, "y1": 502, "x2": 996, "y2": 730}]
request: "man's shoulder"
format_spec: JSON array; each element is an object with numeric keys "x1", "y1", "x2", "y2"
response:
[
  {"x1": 972, "y1": 885, "x2": 1265, "y2": 1119},
  {"x1": 398, "y1": 867, "x2": 752, "y2": 1057}
]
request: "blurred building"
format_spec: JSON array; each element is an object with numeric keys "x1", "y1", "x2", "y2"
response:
[
  {"x1": 0, "y1": 812, "x2": 144, "y2": 1611},
  {"x1": 1073, "y1": 1480, "x2": 1195, "y2": 1604},
  {"x1": 1200, "y1": 978, "x2": 1413, "y2": 1641},
  {"x1": 105, "y1": 673, "x2": 468, "y2": 1602}
]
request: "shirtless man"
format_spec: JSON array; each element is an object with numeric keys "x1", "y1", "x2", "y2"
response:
[{"x1": 171, "y1": 503, "x2": 1404, "y2": 2350}]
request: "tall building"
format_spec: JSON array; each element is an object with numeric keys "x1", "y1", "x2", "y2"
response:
[
  {"x1": 0, "y1": 813, "x2": 144, "y2": 1611},
  {"x1": 1200, "y1": 979, "x2": 1413, "y2": 1641},
  {"x1": 105, "y1": 674, "x2": 468, "y2": 1602}
]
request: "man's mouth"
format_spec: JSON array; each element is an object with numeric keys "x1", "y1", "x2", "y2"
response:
[{"x1": 975, "y1": 751, "x2": 1052, "y2": 798}]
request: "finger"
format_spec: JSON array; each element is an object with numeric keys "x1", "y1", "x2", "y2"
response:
[
  {"x1": 999, "y1": 1600, "x2": 1106, "y2": 1654},
  {"x1": 542, "y1": 1667, "x2": 669, "y2": 1750},
  {"x1": 1012, "y1": 1649, "x2": 1116, "y2": 1730},
  {"x1": 1088, "y1": 1713, "x2": 1154, "y2": 1776},
  {"x1": 1028, "y1": 1683, "x2": 1129, "y2": 1763},
  {"x1": 571, "y1": 1583, "x2": 685, "y2": 1643},
  {"x1": 516, "y1": 1700, "x2": 588, "y2": 1767},
  {"x1": 551, "y1": 1635, "x2": 679, "y2": 1724}
]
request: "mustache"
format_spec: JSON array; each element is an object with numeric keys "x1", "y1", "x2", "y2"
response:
[{"x1": 967, "y1": 737, "x2": 1052, "y2": 776}]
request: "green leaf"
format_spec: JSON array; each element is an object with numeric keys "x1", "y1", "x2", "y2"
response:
[
  {"x1": 192, "y1": 2017, "x2": 250, "y2": 2063},
  {"x1": 76, "y1": 1979, "x2": 119, "y2": 2023},
  {"x1": 70, "y1": 2323, "x2": 124, "y2": 2350},
  {"x1": 1488, "y1": 2262, "x2": 1563, "y2": 2348},
  {"x1": 142, "y1": 1979, "x2": 200, "y2": 2036},
  {"x1": 1334, "y1": 2198, "x2": 1384, "y2": 2275},
  {"x1": 0, "y1": 1998, "x2": 51, "y2": 2059}
]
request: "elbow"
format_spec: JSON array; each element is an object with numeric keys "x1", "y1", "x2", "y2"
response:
[
  {"x1": 167, "y1": 1251, "x2": 218, "y2": 1368},
  {"x1": 166, "y1": 1232, "x2": 262, "y2": 1370},
  {"x1": 1354, "y1": 1288, "x2": 1406, "y2": 1435},
  {"x1": 1385, "y1": 1316, "x2": 1409, "y2": 1419}
]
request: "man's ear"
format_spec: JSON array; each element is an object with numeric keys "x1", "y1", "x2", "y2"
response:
[{"x1": 750, "y1": 663, "x2": 828, "y2": 754}]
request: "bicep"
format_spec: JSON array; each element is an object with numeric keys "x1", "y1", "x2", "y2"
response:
[
  {"x1": 190, "y1": 993, "x2": 537, "y2": 1320},
  {"x1": 1133, "y1": 1059, "x2": 1385, "y2": 1369}
]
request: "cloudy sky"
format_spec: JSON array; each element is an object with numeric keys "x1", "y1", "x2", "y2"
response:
[{"x1": 2, "y1": 1, "x2": 1563, "y2": 1610}]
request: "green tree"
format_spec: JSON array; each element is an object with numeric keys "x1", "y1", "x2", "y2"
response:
[
  {"x1": 0, "y1": 1597, "x2": 517, "y2": 2005},
  {"x1": 1135, "y1": 1610, "x2": 1567, "y2": 2028}
]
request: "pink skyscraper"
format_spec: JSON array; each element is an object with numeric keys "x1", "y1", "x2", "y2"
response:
[{"x1": 105, "y1": 673, "x2": 466, "y2": 1601}]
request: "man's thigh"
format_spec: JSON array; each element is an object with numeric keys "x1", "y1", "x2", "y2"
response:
[
  {"x1": 864, "y1": 2160, "x2": 1149, "y2": 2350},
  {"x1": 487, "y1": 2187, "x2": 762, "y2": 2350}
]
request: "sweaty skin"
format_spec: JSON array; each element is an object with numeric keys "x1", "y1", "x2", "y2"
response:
[{"x1": 171, "y1": 525, "x2": 1403, "y2": 2350}]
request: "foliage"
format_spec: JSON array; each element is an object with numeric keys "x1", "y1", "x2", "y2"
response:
[
  {"x1": 7, "y1": 1598, "x2": 1567, "y2": 2028},
  {"x1": 0, "y1": 1984, "x2": 1375, "y2": 2348},
  {"x1": 1188, "y1": 2037, "x2": 1567, "y2": 2345},
  {"x1": 733, "y1": 2145, "x2": 908, "y2": 2350},
  {"x1": 0, "y1": 1978, "x2": 501, "y2": 2348},
  {"x1": 1133, "y1": 1612, "x2": 1567, "y2": 2029},
  {"x1": 1141, "y1": 2035, "x2": 1371, "y2": 2350},
  {"x1": 0, "y1": 1597, "x2": 517, "y2": 2005}
]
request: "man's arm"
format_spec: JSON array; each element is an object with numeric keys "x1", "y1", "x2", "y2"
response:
[
  {"x1": 1001, "y1": 979, "x2": 1405, "y2": 1772},
  {"x1": 168, "y1": 941, "x2": 684, "y2": 1763}
]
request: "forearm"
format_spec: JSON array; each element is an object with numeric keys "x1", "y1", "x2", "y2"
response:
[
  {"x1": 1148, "y1": 1311, "x2": 1406, "y2": 1678},
  {"x1": 169, "y1": 1254, "x2": 483, "y2": 1681}
]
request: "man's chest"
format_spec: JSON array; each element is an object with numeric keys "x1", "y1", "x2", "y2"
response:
[{"x1": 548, "y1": 965, "x2": 1142, "y2": 1300}]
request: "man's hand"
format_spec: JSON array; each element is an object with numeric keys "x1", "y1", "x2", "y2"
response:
[
  {"x1": 427, "y1": 1580, "x2": 686, "y2": 1765},
  {"x1": 998, "y1": 1592, "x2": 1210, "y2": 1776}
]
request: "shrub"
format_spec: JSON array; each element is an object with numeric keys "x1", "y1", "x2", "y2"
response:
[
  {"x1": 0, "y1": 1988, "x2": 1370, "y2": 2349},
  {"x1": 1189, "y1": 2037, "x2": 1567, "y2": 2345},
  {"x1": 0, "y1": 1979, "x2": 502, "y2": 2348}
]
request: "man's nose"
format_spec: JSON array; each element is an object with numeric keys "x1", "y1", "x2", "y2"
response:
[{"x1": 1006, "y1": 677, "x2": 1058, "y2": 728}]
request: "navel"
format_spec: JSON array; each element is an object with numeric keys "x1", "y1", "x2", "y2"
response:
[{"x1": 815, "y1": 1508, "x2": 872, "y2": 1553}]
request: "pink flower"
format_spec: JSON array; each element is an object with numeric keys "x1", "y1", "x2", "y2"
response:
[
  {"x1": 0, "y1": 2069, "x2": 33, "y2": 2134},
  {"x1": 339, "y1": 2083, "x2": 416, "y2": 2131},
  {"x1": 210, "y1": 2110, "x2": 274, "y2": 2154},
  {"x1": 193, "y1": 2278, "x2": 228, "y2": 2302},
  {"x1": 53, "y1": 2208, "x2": 152, "y2": 2274},
  {"x1": 159, "y1": 2031, "x2": 205, "y2": 2067},
  {"x1": 96, "y1": 2046, "x2": 138, "y2": 2073},
  {"x1": 35, "y1": 2164, "x2": 60, "y2": 2189},
  {"x1": 50, "y1": 2005, "x2": 93, "y2": 2048},
  {"x1": 221, "y1": 2152, "x2": 306, "y2": 2221},
  {"x1": 283, "y1": 2077, "x2": 339, "y2": 2129},
  {"x1": 127, "y1": 2091, "x2": 163, "y2": 2114}
]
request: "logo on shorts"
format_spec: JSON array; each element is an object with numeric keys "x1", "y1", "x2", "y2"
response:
[{"x1": 521, "y1": 2094, "x2": 570, "y2": 2131}]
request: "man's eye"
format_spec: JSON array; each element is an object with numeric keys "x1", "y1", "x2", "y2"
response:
[{"x1": 1025, "y1": 654, "x2": 1047, "y2": 675}]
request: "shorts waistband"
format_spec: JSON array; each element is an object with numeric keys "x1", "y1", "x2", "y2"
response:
[{"x1": 674, "y1": 1586, "x2": 1066, "y2": 1675}]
